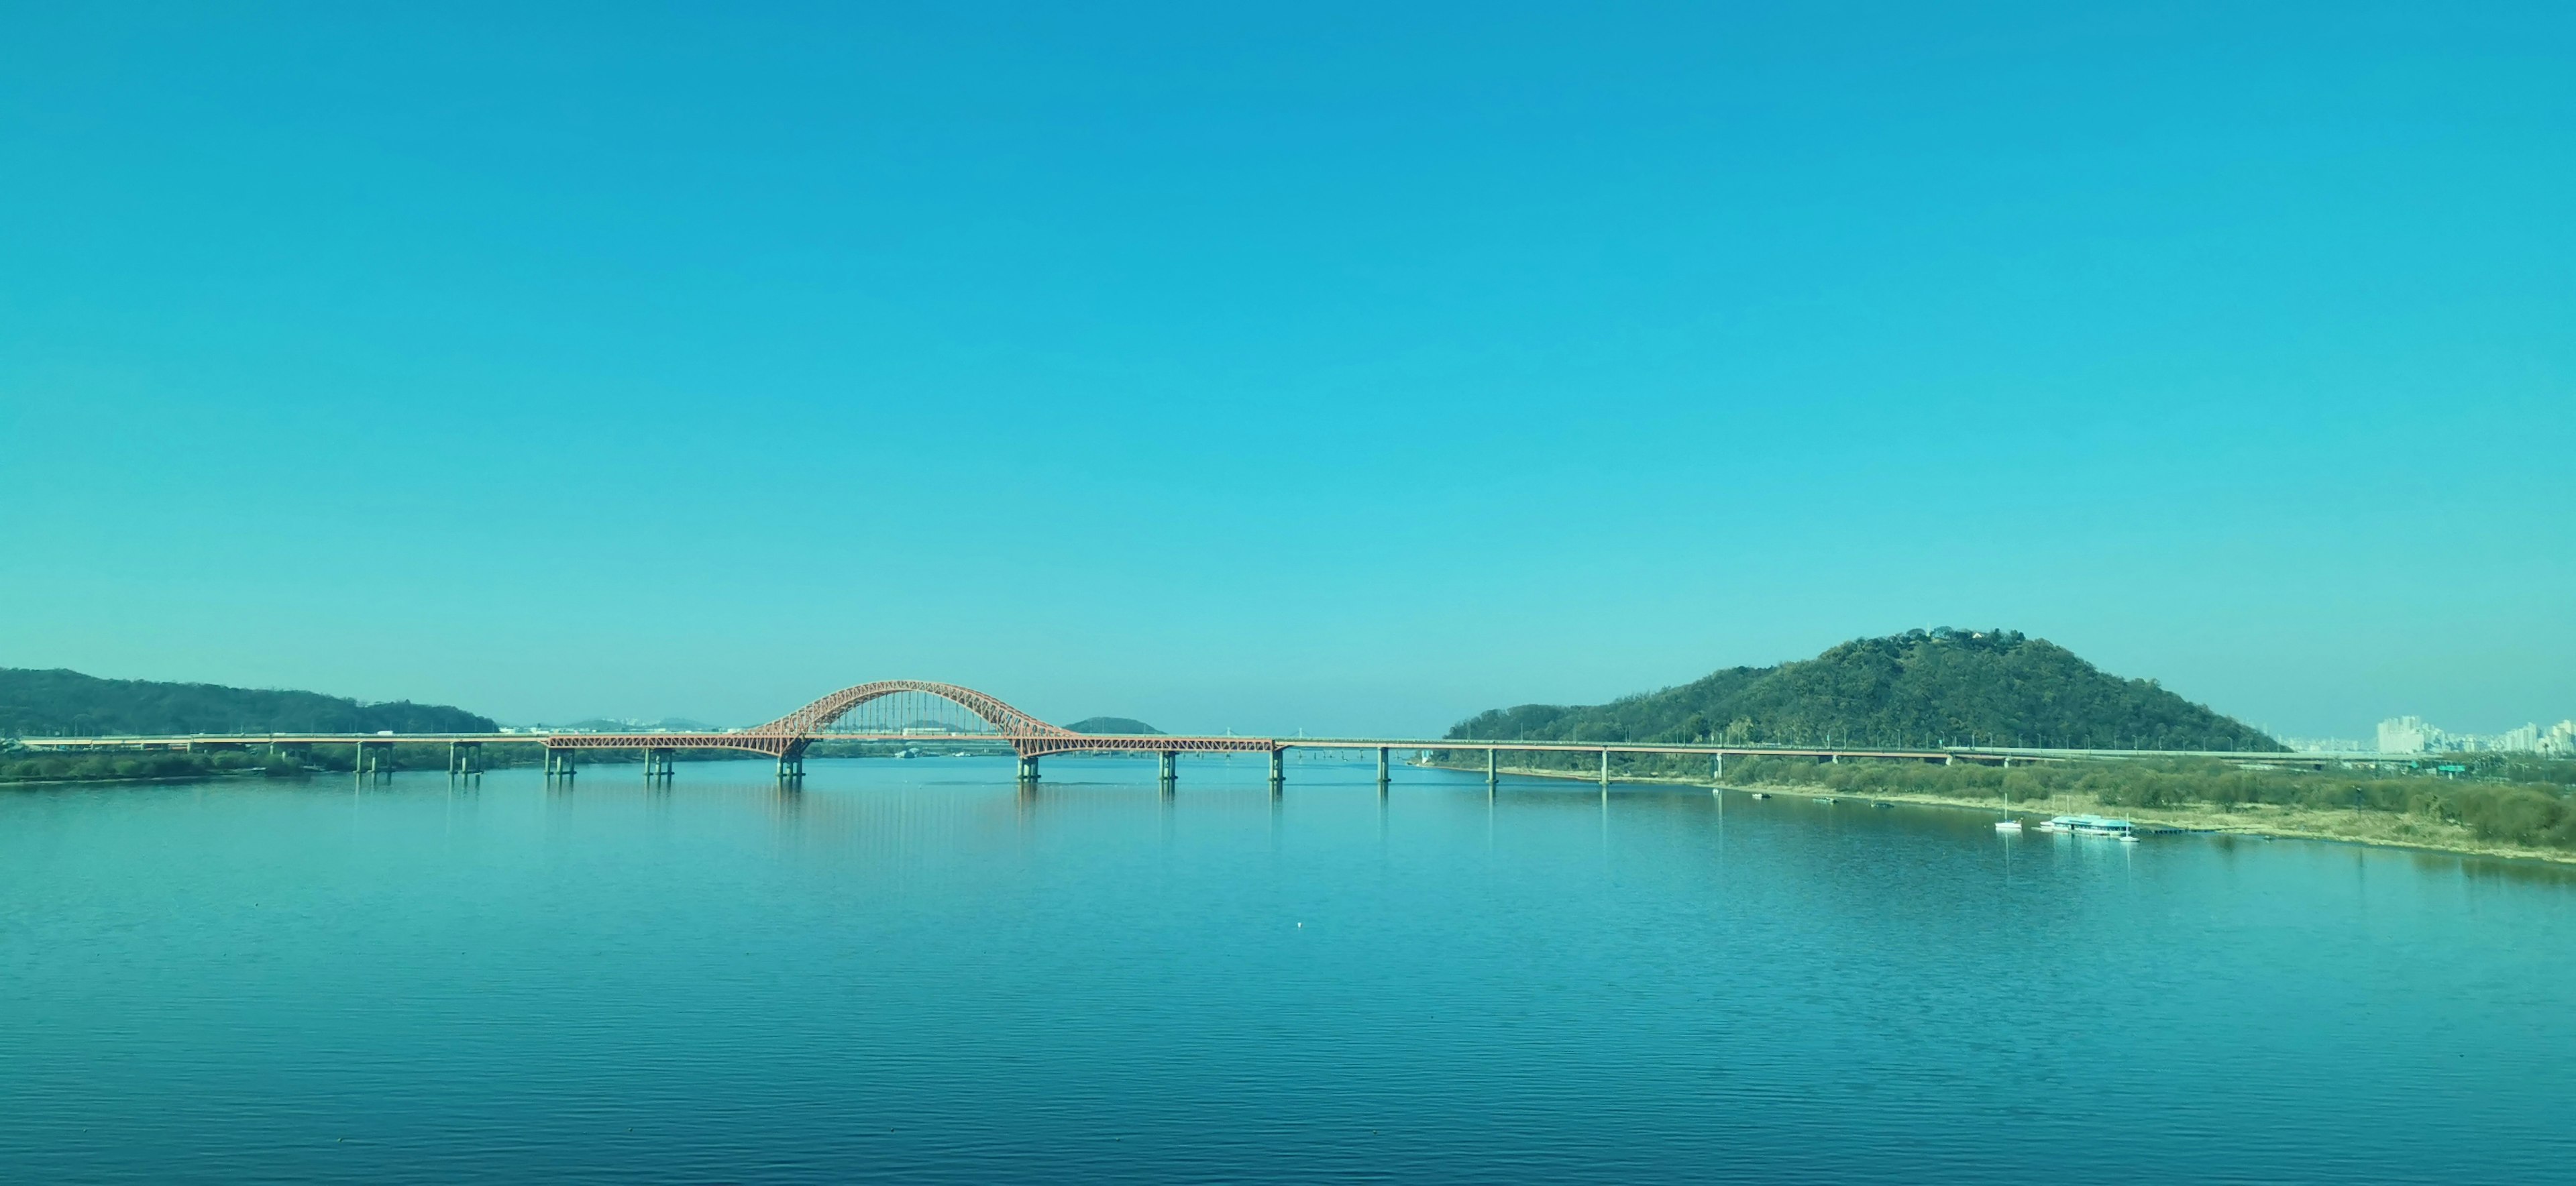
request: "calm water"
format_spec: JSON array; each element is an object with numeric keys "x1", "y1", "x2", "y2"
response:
[{"x1": 5, "y1": 756, "x2": 2573, "y2": 1183}]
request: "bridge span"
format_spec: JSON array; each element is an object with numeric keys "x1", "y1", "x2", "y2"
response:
[{"x1": 12, "y1": 679, "x2": 2386, "y2": 788}]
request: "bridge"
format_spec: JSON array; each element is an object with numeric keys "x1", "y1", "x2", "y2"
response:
[{"x1": 10, "y1": 678, "x2": 2405, "y2": 786}]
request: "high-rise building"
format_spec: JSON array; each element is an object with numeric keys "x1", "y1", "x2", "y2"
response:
[
  {"x1": 2379, "y1": 716, "x2": 2575, "y2": 755},
  {"x1": 2377, "y1": 716, "x2": 2434, "y2": 753}
]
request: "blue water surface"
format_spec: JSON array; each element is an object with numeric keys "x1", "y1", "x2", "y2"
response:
[{"x1": 4, "y1": 756, "x2": 2571, "y2": 1183}]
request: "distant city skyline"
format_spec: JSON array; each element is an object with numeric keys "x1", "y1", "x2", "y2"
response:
[
  {"x1": 4, "y1": 5, "x2": 2569, "y2": 738},
  {"x1": 2365, "y1": 715, "x2": 2576, "y2": 757}
]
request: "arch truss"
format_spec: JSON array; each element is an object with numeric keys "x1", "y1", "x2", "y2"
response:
[{"x1": 543, "y1": 680, "x2": 1277, "y2": 764}]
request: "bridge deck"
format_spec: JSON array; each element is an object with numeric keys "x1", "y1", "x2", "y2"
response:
[{"x1": 8, "y1": 731, "x2": 2410, "y2": 767}]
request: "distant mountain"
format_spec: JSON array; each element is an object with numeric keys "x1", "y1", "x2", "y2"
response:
[
  {"x1": 0, "y1": 668, "x2": 496, "y2": 737},
  {"x1": 1447, "y1": 629, "x2": 2279, "y2": 752},
  {"x1": 553, "y1": 716, "x2": 721, "y2": 733},
  {"x1": 1065, "y1": 716, "x2": 1161, "y2": 735}
]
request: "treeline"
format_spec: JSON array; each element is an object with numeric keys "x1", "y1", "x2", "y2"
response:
[
  {"x1": 1430, "y1": 746, "x2": 2576, "y2": 853},
  {"x1": 0, "y1": 668, "x2": 497, "y2": 737},
  {"x1": 1717, "y1": 755, "x2": 2576, "y2": 851},
  {"x1": 0, "y1": 742, "x2": 545, "y2": 784},
  {"x1": 1447, "y1": 629, "x2": 2279, "y2": 752}
]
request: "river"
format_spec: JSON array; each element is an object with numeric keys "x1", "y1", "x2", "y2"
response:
[{"x1": 4, "y1": 756, "x2": 2571, "y2": 1182}]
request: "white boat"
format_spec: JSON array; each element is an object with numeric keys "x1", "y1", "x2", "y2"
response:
[
  {"x1": 2040, "y1": 814, "x2": 2137, "y2": 838},
  {"x1": 1994, "y1": 818, "x2": 2023, "y2": 833}
]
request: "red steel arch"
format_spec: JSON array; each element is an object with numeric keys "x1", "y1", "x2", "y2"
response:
[
  {"x1": 546, "y1": 680, "x2": 1275, "y2": 763},
  {"x1": 747, "y1": 680, "x2": 1079, "y2": 741}
]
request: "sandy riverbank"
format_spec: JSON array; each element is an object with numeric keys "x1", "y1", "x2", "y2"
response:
[{"x1": 1430, "y1": 761, "x2": 2576, "y2": 866}]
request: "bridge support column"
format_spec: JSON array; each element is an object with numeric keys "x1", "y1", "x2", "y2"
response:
[
  {"x1": 1487, "y1": 748, "x2": 1497, "y2": 787},
  {"x1": 777, "y1": 751, "x2": 804, "y2": 780},
  {"x1": 645, "y1": 748, "x2": 675, "y2": 781},
  {"x1": 1376, "y1": 747, "x2": 1389, "y2": 786},
  {"x1": 545, "y1": 749, "x2": 576, "y2": 781},
  {"x1": 1600, "y1": 749, "x2": 1611, "y2": 789},
  {"x1": 1269, "y1": 749, "x2": 1285, "y2": 787},
  {"x1": 448, "y1": 741, "x2": 482, "y2": 779},
  {"x1": 1712, "y1": 752, "x2": 1724, "y2": 786},
  {"x1": 1158, "y1": 751, "x2": 1177, "y2": 784},
  {"x1": 1016, "y1": 753, "x2": 1038, "y2": 782}
]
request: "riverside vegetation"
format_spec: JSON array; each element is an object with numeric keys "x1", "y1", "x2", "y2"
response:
[
  {"x1": 0, "y1": 742, "x2": 544, "y2": 784},
  {"x1": 1437, "y1": 629, "x2": 2576, "y2": 860},
  {"x1": 1454, "y1": 749, "x2": 2576, "y2": 859}
]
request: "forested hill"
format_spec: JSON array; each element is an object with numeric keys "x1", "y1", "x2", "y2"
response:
[
  {"x1": 1065, "y1": 716, "x2": 1161, "y2": 735},
  {"x1": 1447, "y1": 630, "x2": 2279, "y2": 752},
  {"x1": 0, "y1": 668, "x2": 497, "y2": 737}
]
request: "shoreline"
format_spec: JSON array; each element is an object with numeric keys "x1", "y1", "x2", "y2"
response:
[
  {"x1": 15, "y1": 757, "x2": 2569, "y2": 866},
  {"x1": 1433, "y1": 762, "x2": 2576, "y2": 867}
]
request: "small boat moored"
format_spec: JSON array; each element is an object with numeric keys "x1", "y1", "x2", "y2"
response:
[
  {"x1": 2041, "y1": 814, "x2": 2139, "y2": 839},
  {"x1": 1994, "y1": 818, "x2": 2023, "y2": 832}
]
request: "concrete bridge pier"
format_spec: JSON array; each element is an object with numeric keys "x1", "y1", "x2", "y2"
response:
[
  {"x1": 1486, "y1": 747, "x2": 1497, "y2": 788},
  {"x1": 1599, "y1": 749, "x2": 1611, "y2": 790},
  {"x1": 1158, "y1": 750, "x2": 1178, "y2": 784},
  {"x1": 544, "y1": 749, "x2": 577, "y2": 781},
  {"x1": 1375, "y1": 747, "x2": 1389, "y2": 786},
  {"x1": 776, "y1": 751, "x2": 805, "y2": 780},
  {"x1": 1016, "y1": 753, "x2": 1039, "y2": 782},
  {"x1": 447, "y1": 741, "x2": 482, "y2": 779},
  {"x1": 1711, "y1": 751, "x2": 1724, "y2": 787},
  {"x1": 356, "y1": 741, "x2": 392, "y2": 783},
  {"x1": 1268, "y1": 749, "x2": 1285, "y2": 788},
  {"x1": 644, "y1": 747, "x2": 675, "y2": 781}
]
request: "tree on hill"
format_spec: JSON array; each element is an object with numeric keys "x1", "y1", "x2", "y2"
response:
[
  {"x1": 0, "y1": 668, "x2": 498, "y2": 737},
  {"x1": 1446, "y1": 629, "x2": 2279, "y2": 751},
  {"x1": 1065, "y1": 716, "x2": 1161, "y2": 735}
]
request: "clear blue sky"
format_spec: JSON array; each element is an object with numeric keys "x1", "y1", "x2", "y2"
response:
[{"x1": 3, "y1": 3, "x2": 2569, "y2": 737}]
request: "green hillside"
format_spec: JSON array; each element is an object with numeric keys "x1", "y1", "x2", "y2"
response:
[
  {"x1": 0, "y1": 668, "x2": 497, "y2": 737},
  {"x1": 1065, "y1": 716, "x2": 1161, "y2": 735},
  {"x1": 1447, "y1": 629, "x2": 2279, "y2": 751}
]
